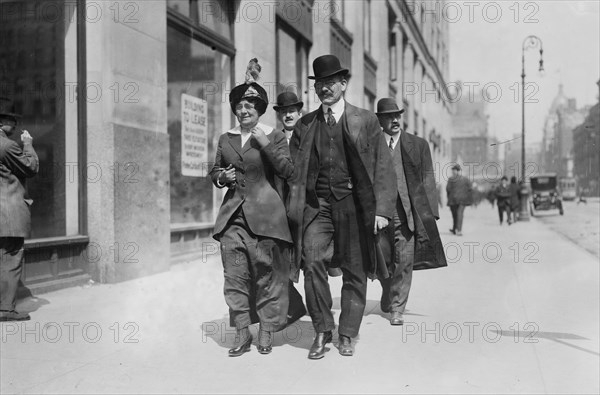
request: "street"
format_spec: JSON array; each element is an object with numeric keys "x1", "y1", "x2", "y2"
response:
[
  {"x1": 534, "y1": 198, "x2": 600, "y2": 258},
  {"x1": 1, "y1": 205, "x2": 599, "y2": 394}
]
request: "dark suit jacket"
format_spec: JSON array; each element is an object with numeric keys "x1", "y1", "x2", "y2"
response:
[
  {"x1": 209, "y1": 123, "x2": 293, "y2": 243},
  {"x1": 0, "y1": 130, "x2": 39, "y2": 238},
  {"x1": 395, "y1": 131, "x2": 447, "y2": 270},
  {"x1": 287, "y1": 102, "x2": 397, "y2": 281},
  {"x1": 446, "y1": 175, "x2": 473, "y2": 206}
]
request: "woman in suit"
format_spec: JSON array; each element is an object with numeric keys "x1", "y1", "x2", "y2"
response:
[{"x1": 209, "y1": 59, "x2": 297, "y2": 356}]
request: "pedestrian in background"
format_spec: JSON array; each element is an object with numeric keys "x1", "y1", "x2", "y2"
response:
[
  {"x1": 274, "y1": 91, "x2": 303, "y2": 145},
  {"x1": 495, "y1": 176, "x2": 512, "y2": 225},
  {"x1": 375, "y1": 98, "x2": 447, "y2": 326},
  {"x1": 509, "y1": 176, "x2": 521, "y2": 222},
  {"x1": 0, "y1": 97, "x2": 38, "y2": 322},
  {"x1": 446, "y1": 164, "x2": 472, "y2": 236},
  {"x1": 208, "y1": 59, "x2": 301, "y2": 356}
]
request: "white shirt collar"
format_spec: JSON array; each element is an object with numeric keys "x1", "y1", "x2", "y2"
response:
[
  {"x1": 383, "y1": 130, "x2": 401, "y2": 149},
  {"x1": 226, "y1": 122, "x2": 274, "y2": 135},
  {"x1": 322, "y1": 98, "x2": 345, "y2": 123}
]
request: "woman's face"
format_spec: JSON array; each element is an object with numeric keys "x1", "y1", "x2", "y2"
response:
[{"x1": 235, "y1": 99, "x2": 260, "y2": 129}]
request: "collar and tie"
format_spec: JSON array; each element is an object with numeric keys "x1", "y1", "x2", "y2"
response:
[
  {"x1": 389, "y1": 136, "x2": 394, "y2": 151},
  {"x1": 326, "y1": 108, "x2": 336, "y2": 127}
]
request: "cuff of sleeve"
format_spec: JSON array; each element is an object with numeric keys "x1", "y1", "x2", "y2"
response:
[{"x1": 216, "y1": 171, "x2": 226, "y2": 188}]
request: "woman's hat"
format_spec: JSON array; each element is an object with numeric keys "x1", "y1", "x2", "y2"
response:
[
  {"x1": 308, "y1": 55, "x2": 349, "y2": 80},
  {"x1": 0, "y1": 97, "x2": 22, "y2": 119},
  {"x1": 229, "y1": 58, "x2": 268, "y2": 115},
  {"x1": 273, "y1": 92, "x2": 303, "y2": 111},
  {"x1": 376, "y1": 98, "x2": 405, "y2": 115}
]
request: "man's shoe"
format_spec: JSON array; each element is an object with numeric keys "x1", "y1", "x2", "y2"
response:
[
  {"x1": 456, "y1": 231, "x2": 462, "y2": 236},
  {"x1": 338, "y1": 335, "x2": 353, "y2": 356},
  {"x1": 390, "y1": 311, "x2": 404, "y2": 326},
  {"x1": 308, "y1": 331, "x2": 332, "y2": 360},
  {"x1": 449, "y1": 228, "x2": 456, "y2": 235},
  {"x1": 228, "y1": 335, "x2": 252, "y2": 357},
  {"x1": 0, "y1": 310, "x2": 30, "y2": 322}
]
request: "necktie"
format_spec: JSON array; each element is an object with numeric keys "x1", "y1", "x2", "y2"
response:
[
  {"x1": 327, "y1": 108, "x2": 336, "y2": 127},
  {"x1": 389, "y1": 136, "x2": 394, "y2": 151}
]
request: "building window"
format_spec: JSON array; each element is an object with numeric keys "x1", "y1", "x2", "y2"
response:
[
  {"x1": 389, "y1": 32, "x2": 397, "y2": 82},
  {"x1": 0, "y1": 1, "x2": 81, "y2": 238},
  {"x1": 167, "y1": 5, "x2": 234, "y2": 226},
  {"x1": 364, "y1": 90, "x2": 375, "y2": 112},
  {"x1": 276, "y1": 21, "x2": 310, "y2": 128},
  {"x1": 363, "y1": 0, "x2": 372, "y2": 54}
]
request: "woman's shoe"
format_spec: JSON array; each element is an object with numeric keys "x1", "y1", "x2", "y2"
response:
[
  {"x1": 258, "y1": 327, "x2": 273, "y2": 355},
  {"x1": 228, "y1": 334, "x2": 252, "y2": 357}
]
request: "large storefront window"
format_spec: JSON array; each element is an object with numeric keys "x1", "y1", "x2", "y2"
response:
[
  {"x1": 0, "y1": 0, "x2": 81, "y2": 239},
  {"x1": 167, "y1": 24, "x2": 232, "y2": 225}
]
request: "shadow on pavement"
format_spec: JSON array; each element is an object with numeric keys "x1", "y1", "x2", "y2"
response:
[
  {"x1": 492, "y1": 329, "x2": 600, "y2": 357},
  {"x1": 16, "y1": 295, "x2": 51, "y2": 314}
]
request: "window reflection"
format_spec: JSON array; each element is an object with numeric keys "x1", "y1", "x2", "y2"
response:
[
  {"x1": 167, "y1": 25, "x2": 231, "y2": 224},
  {"x1": 0, "y1": 0, "x2": 80, "y2": 238}
]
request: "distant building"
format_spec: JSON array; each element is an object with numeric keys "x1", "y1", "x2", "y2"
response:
[
  {"x1": 572, "y1": 80, "x2": 600, "y2": 195},
  {"x1": 542, "y1": 84, "x2": 589, "y2": 177},
  {"x1": 503, "y1": 134, "x2": 542, "y2": 180},
  {"x1": 451, "y1": 92, "x2": 493, "y2": 181}
]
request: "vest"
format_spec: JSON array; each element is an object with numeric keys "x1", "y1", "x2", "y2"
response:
[{"x1": 314, "y1": 114, "x2": 352, "y2": 200}]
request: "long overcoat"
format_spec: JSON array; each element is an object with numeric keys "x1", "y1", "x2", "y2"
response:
[
  {"x1": 0, "y1": 130, "x2": 38, "y2": 238},
  {"x1": 287, "y1": 102, "x2": 397, "y2": 282},
  {"x1": 396, "y1": 131, "x2": 447, "y2": 270}
]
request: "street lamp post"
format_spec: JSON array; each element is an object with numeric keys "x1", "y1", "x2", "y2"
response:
[{"x1": 519, "y1": 35, "x2": 544, "y2": 221}]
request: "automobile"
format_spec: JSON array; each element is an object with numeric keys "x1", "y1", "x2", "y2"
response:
[{"x1": 530, "y1": 173, "x2": 564, "y2": 216}]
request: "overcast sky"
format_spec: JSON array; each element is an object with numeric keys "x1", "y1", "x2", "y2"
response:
[{"x1": 449, "y1": 0, "x2": 600, "y2": 145}]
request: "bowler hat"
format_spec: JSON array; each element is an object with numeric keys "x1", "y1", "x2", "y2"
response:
[
  {"x1": 452, "y1": 164, "x2": 461, "y2": 171},
  {"x1": 308, "y1": 55, "x2": 349, "y2": 80},
  {"x1": 376, "y1": 98, "x2": 405, "y2": 115},
  {"x1": 273, "y1": 92, "x2": 303, "y2": 111},
  {"x1": 0, "y1": 97, "x2": 22, "y2": 119}
]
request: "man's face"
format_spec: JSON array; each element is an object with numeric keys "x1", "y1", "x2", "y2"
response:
[
  {"x1": 501, "y1": 179, "x2": 508, "y2": 187},
  {"x1": 377, "y1": 112, "x2": 402, "y2": 135},
  {"x1": 234, "y1": 99, "x2": 260, "y2": 129},
  {"x1": 0, "y1": 117, "x2": 16, "y2": 134},
  {"x1": 277, "y1": 106, "x2": 302, "y2": 131},
  {"x1": 452, "y1": 168, "x2": 459, "y2": 177},
  {"x1": 314, "y1": 75, "x2": 347, "y2": 106}
]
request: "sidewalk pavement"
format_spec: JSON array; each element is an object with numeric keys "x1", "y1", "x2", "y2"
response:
[{"x1": 1, "y1": 205, "x2": 599, "y2": 394}]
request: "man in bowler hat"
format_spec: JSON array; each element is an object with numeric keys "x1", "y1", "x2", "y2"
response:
[
  {"x1": 287, "y1": 55, "x2": 396, "y2": 358},
  {"x1": 375, "y1": 98, "x2": 447, "y2": 326},
  {"x1": 274, "y1": 92, "x2": 303, "y2": 145},
  {"x1": 0, "y1": 97, "x2": 38, "y2": 321}
]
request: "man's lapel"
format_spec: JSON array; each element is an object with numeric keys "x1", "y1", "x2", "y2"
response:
[
  {"x1": 342, "y1": 103, "x2": 361, "y2": 145},
  {"x1": 400, "y1": 131, "x2": 416, "y2": 165}
]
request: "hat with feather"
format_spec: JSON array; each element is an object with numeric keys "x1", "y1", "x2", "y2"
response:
[{"x1": 229, "y1": 58, "x2": 269, "y2": 116}]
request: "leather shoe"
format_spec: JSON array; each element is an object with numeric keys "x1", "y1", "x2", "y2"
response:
[
  {"x1": 228, "y1": 335, "x2": 252, "y2": 357},
  {"x1": 308, "y1": 331, "x2": 332, "y2": 359},
  {"x1": 390, "y1": 311, "x2": 404, "y2": 326},
  {"x1": 0, "y1": 310, "x2": 30, "y2": 322},
  {"x1": 449, "y1": 228, "x2": 456, "y2": 235},
  {"x1": 258, "y1": 328, "x2": 273, "y2": 355},
  {"x1": 338, "y1": 335, "x2": 353, "y2": 356}
]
